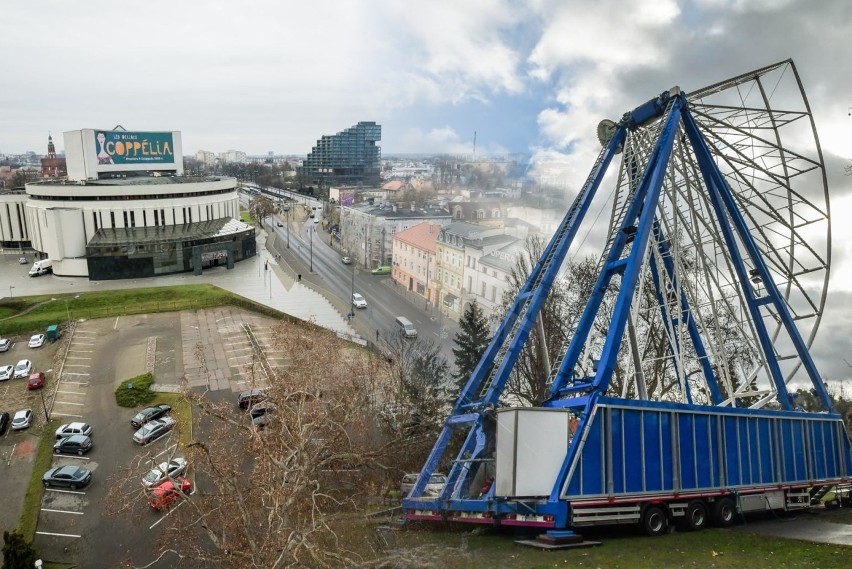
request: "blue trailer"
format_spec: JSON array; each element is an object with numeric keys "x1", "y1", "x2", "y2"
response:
[{"x1": 403, "y1": 60, "x2": 852, "y2": 536}]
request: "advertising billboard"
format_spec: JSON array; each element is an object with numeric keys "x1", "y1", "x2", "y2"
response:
[
  {"x1": 340, "y1": 190, "x2": 356, "y2": 206},
  {"x1": 94, "y1": 130, "x2": 175, "y2": 165}
]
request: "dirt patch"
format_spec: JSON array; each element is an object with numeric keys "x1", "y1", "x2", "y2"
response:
[{"x1": 12, "y1": 437, "x2": 38, "y2": 462}]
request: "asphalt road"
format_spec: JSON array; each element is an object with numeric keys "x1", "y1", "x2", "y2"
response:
[{"x1": 272, "y1": 216, "x2": 459, "y2": 363}]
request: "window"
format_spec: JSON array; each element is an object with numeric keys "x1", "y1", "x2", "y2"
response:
[
  {"x1": 92, "y1": 212, "x2": 98, "y2": 231},
  {"x1": 110, "y1": 211, "x2": 116, "y2": 228},
  {"x1": 123, "y1": 211, "x2": 128, "y2": 227},
  {"x1": 154, "y1": 210, "x2": 159, "y2": 226},
  {"x1": 491, "y1": 286, "x2": 496, "y2": 302},
  {"x1": 481, "y1": 282, "x2": 486, "y2": 296},
  {"x1": 130, "y1": 211, "x2": 136, "y2": 228}
]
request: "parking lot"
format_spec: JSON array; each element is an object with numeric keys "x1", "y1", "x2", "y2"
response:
[{"x1": 0, "y1": 306, "x2": 287, "y2": 567}]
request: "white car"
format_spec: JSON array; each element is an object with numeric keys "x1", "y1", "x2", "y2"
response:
[
  {"x1": 141, "y1": 457, "x2": 188, "y2": 488},
  {"x1": 13, "y1": 359, "x2": 32, "y2": 379},
  {"x1": 28, "y1": 334, "x2": 46, "y2": 348},
  {"x1": 352, "y1": 293, "x2": 367, "y2": 309},
  {"x1": 313, "y1": 217, "x2": 320, "y2": 224},
  {"x1": 12, "y1": 409, "x2": 33, "y2": 431},
  {"x1": 55, "y1": 422, "x2": 93, "y2": 440},
  {"x1": 0, "y1": 338, "x2": 11, "y2": 352},
  {"x1": 0, "y1": 365, "x2": 14, "y2": 381}
]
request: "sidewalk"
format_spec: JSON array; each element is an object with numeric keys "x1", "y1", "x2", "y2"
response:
[{"x1": 0, "y1": 228, "x2": 360, "y2": 340}]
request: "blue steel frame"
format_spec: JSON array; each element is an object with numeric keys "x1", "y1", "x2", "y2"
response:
[{"x1": 402, "y1": 88, "x2": 839, "y2": 526}]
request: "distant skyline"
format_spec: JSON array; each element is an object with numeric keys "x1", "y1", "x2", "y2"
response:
[{"x1": 5, "y1": 1, "x2": 852, "y2": 382}]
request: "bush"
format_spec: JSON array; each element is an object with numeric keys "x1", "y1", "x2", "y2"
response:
[
  {"x1": 115, "y1": 372, "x2": 156, "y2": 407},
  {"x1": 3, "y1": 530, "x2": 38, "y2": 568}
]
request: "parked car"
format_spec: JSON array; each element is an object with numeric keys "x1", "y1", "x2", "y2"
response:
[
  {"x1": 400, "y1": 472, "x2": 447, "y2": 497},
  {"x1": 149, "y1": 477, "x2": 192, "y2": 510},
  {"x1": 11, "y1": 409, "x2": 32, "y2": 431},
  {"x1": 13, "y1": 359, "x2": 32, "y2": 379},
  {"x1": 0, "y1": 338, "x2": 11, "y2": 352},
  {"x1": 18, "y1": 256, "x2": 27, "y2": 265},
  {"x1": 0, "y1": 412, "x2": 9, "y2": 436},
  {"x1": 27, "y1": 372, "x2": 46, "y2": 390},
  {"x1": 252, "y1": 414, "x2": 270, "y2": 432},
  {"x1": 55, "y1": 422, "x2": 92, "y2": 440},
  {"x1": 352, "y1": 293, "x2": 367, "y2": 309},
  {"x1": 313, "y1": 217, "x2": 320, "y2": 224},
  {"x1": 53, "y1": 434, "x2": 93, "y2": 456},
  {"x1": 0, "y1": 365, "x2": 14, "y2": 381},
  {"x1": 133, "y1": 417, "x2": 176, "y2": 445},
  {"x1": 238, "y1": 388, "x2": 268, "y2": 410},
  {"x1": 276, "y1": 221, "x2": 283, "y2": 227},
  {"x1": 130, "y1": 404, "x2": 172, "y2": 429},
  {"x1": 371, "y1": 265, "x2": 392, "y2": 275},
  {"x1": 28, "y1": 334, "x2": 46, "y2": 348},
  {"x1": 341, "y1": 256, "x2": 352, "y2": 265},
  {"x1": 43, "y1": 465, "x2": 92, "y2": 490},
  {"x1": 141, "y1": 457, "x2": 188, "y2": 488},
  {"x1": 249, "y1": 401, "x2": 277, "y2": 419}
]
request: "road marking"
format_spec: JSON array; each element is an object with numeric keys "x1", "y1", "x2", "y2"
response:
[
  {"x1": 149, "y1": 500, "x2": 186, "y2": 529},
  {"x1": 41, "y1": 508, "x2": 84, "y2": 515},
  {"x1": 51, "y1": 413, "x2": 83, "y2": 418},
  {"x1": 114, "y1": 316, "x2": 120, "y2": 329},
  {"x1": 73, "y1": 342, "x2": 95, "y2": 346},
  {"x1": 59, "y1": 381, "x2": 89, "y2": 386},
  {"x1": 36, "y1": 531, "x2": 81, "y2": 538},
  {"x1": 62, "y1": 373, "x2": 90, "y2": 377},
  {"x1": 44, "y1": 488, "x2": 86, "y2": 495},
  {"x1": 56, "y1": 390, "x2": 86, "y2": 395},
  {"x1": 63, "y1": 364, "x2": 90, "y2": 368},
  {"x1": 54, "y1": 455, "x2": 91, "y2": 461},
  {"x1": 66, "y1": 356, "x2": 92, "y2": 360},
  {"x1": 55, "y1": 401, "x2": 85, "y2": 406},
  {"x1": 69, "y1": 350, "x2": 93, "y2": 353}
]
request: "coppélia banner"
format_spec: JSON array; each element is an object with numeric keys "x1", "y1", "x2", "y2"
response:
[{"x1": 95, "y1": 130, "x2": 175, "y2": 165}]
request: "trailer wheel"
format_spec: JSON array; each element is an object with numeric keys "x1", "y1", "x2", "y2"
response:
[
  {"x1": 677, "y1": 500, "x2": 708, "y2": 531},
  {"x1": 710, "y1": 497, "x2": 736, "y2": 527},
  {"x1": 642, "y1": 505, "x2": 668, "y2": 537}
]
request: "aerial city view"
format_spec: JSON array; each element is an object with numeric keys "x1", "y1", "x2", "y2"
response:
[{"x1": 1, "y1": 1, "x2": 852, "y2": 568}]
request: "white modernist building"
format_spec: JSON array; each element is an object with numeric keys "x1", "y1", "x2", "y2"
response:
[{"x1": 0, "y1": 127, "x2": 255, "y2": 279}]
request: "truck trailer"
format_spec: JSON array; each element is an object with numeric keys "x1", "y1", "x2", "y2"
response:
[{"x1": 403, "y1": 60, "x2": 852, "y2": 536}]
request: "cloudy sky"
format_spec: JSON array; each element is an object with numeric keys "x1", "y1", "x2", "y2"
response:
[{"x1": 4, "y1": 0, "x2": 852, "y2": 386}]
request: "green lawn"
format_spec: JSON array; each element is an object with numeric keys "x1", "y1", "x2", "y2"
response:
[
  {"x1": 0, "y1": 284, "x2": 293, "y2": 336},
  {"x1": 353, "y1": 517, "x2": 851, "y2": 568}
]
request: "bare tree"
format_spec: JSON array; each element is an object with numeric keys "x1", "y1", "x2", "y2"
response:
[
  {"x1": 107, "y1": 321, "x2": 414, "y2": 568},
  {"x1": 248, "y1": 196, "x2": 275, "y2": 226}
]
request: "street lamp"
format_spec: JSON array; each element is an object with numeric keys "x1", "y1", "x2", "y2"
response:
[
  {"x1": 286, "y1": 206, "x2": 290, "y2": 249},
  {"x1": 349, "y1": 252, "x2": 356, "y2": 318},
  {"x1": 309, "y1": 225, "x2": 314, "y2": 272},
  {"x1": 9, "y1": 285, "x2": 14, "y2": 298}
]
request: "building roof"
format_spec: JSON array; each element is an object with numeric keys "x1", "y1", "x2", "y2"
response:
[
  {"x1": 480, "y1": 241, "x2": 524, "y2": 272},
  {"x1": 87, "y1": 217, "x2": 252, "y2": 246},
  {"x1": 347, "y1": 202, "x2": 451, "y2": 220},
  {"x1": 381, "y1": 180, "x2": 405, "y2": 192},
  {"x1": 392, "y1": 222, "x2": 442, "y2": 253}
]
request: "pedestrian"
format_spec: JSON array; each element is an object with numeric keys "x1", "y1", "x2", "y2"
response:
[
  {"x1": 264, "y1": 260, "x2": 268, "y2": 271},
  {"x1": 297, "y1": 274, "x2": 301, "y2": 282},
  {"x1": 376, "y1": 329, "x2": 380, "y2": 342}
]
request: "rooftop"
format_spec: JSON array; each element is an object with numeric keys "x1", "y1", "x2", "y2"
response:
[
  {"x1": 347, "y1": 202, "x2": 452, "y2": 220},
  {"x1": 392, "y1": 222, "x2": 442, "y2": 253},
  {"x1": 88, "y1": 217, "x2": 252, "y2": 246}
]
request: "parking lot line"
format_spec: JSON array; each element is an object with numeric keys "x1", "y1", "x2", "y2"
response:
[
  {"x1": 51, "y1": 412, "x2": 83, "y2": 418},
  {"x1": 69, "y1": 350, "x2": 93, "y2": 353},
  {"x1": 63, "y1": 373, "x2": 91, "y2": 377},
  {"x1": 36, "y1": 531, "x2": 81, "y2": 538},
  {"x1": 64, "y1": 364, "x2": 91, "y2": 368},
  {"x1": 66, "y1": 356, "x2": 92, "y2": 360},
  {"x1": 44, "y1": 488, "x2": 87, "y2": 495},
  {"x1": 56, "y1": 390, "x2": 86, "y2": 395},
  {"x1": 60, "y1": 381, "x2": 89, "y2": 385},
  {"x1": 41, "y1": 508, "x2": 84, "y2": 515},
  {"x1": 73, "y1": 342, "x2": 96, "y2": 346},
  {"x1": 55, "y1": 401, "x2": 85, "y2": 406},
  {"x1": 149, "y1": 500, "x2": 186, "y2": 530}
]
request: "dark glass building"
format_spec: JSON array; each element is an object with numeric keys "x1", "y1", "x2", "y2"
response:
[{"x1": 299, "y1": 121, "x2": 381, "y2": 187}]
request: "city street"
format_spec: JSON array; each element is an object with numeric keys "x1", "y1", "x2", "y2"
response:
[{"x1": 271, "y1": 212, "x2": 459, "y2": 364}]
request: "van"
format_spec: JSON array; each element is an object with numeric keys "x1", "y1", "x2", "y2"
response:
[{"x1": 395, "y1": 316, "x2": 417, "y2": 338}]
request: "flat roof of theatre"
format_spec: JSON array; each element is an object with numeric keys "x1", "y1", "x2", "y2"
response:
[
  {"x1": 30, "y1": 176, "x2": 232, "y2": 187},
  {"x1": 87, "y1": 217, "x2": 252, "y2": 246}
]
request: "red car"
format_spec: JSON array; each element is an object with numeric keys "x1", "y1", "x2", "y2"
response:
[
  {"x1": 27, "y1": 372, "x2": 46, "y2": 390},
  {"x1": 149, "y1": 476, "x2": 192, "y2": 511}
]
